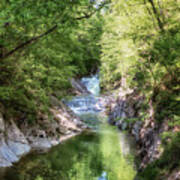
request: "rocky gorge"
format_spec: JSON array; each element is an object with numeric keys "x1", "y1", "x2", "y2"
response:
[
  {"x1": 0, "y1": 74, "x2": 179, "y2": 180},
  {"x1": 0, "y1": 74, "x2": 137, "y2": 180}
]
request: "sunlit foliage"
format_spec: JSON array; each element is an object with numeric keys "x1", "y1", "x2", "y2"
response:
[
  {"x1": 100, "y1": 0, "x2": 180, "y2": 179},
  {"x1": 0, "y1": 0, "x2": 105, "y2": 121}
]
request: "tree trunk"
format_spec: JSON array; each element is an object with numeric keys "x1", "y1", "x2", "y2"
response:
[
  {"x1": 143, "y1": 0, "x2": 159, "y2": 31},
  {"x1": 148, "y1": 0, "x2": 164, "y2": 31}
]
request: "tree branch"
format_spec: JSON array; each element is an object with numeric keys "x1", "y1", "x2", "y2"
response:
[
  {"x1": 1, "y1": 2, "x2": 107, "y2": 60},
  {"x1": 1, "y1": 25, "x2": 58, "y2": 60},
  {"x1": 147, "y1": 0, "x2": 164, "y2": 31}
]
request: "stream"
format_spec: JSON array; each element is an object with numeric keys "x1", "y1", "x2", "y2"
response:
[{"x1": 1, "y1": 74, "x2": 136, "y2": 180}]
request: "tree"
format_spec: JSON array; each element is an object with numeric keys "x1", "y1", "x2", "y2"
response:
[{"x1": 0, "y1": 0, "x2": 108, "y2": 122}]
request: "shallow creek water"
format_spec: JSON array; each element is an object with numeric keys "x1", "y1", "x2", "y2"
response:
[{"x1": 1, "y1": 75, "x2": 136, "y2": 180}]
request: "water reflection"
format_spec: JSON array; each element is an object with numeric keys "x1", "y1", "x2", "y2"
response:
[
  {"x1": 1, "y1": 74, "x2": 136, "y2": 180},
  {"x1": 2, "y1": 124, "x2": 136, "y2": 180}
]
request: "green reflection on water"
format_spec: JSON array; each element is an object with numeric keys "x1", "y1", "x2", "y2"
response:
[{"x1": 3, "y1": 124, "x2": 136, "y2": 180}]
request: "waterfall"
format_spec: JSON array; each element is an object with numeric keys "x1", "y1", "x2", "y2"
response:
[{"x1": 66, "y1": 74, "x2": 105, "y2": 115}]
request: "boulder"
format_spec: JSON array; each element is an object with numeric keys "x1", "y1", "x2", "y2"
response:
[
  {"x1": 24, "y1": 128, "x2": 52, "y2": 150},
  {"x1": 0, "y1": 138, "x2": 19, "y2": 163},
  {"x1": 0, "y1": 117, "x2": 20, "y2": 166},
  {"x1": 6, "y1": 120, "x2": 31, "y2": 157},
  {"x1": 29, "y1": 137, "x2": 52, "y2": 150}
]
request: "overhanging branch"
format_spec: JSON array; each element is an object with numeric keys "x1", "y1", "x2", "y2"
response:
[
  {"x1": 1, "y1": 25, "x2": 58, "y2": 60},
  {"x1": 1, "y1": 1, "x2": 107, "y2": 60}
]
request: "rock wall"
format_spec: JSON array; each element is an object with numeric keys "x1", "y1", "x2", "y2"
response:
[
  {"x1": 106, "y1": 88, "x2": 169, "y2": 169},
  {"x1": 0, "y1": 97, "x2": 86, "y2": 168}
]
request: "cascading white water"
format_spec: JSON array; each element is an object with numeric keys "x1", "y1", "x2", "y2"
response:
[
  {"x1": 66, "y1": 74, "x2": 105, "y2": 115},
  {"x1": 66, "y1": 74, "x2": 135, "y2": 180},
  {"x1": 67, "y1": 74, "x2": 108, "y2": 180},
  {"x1": 66, "y1": 95, "x2": 104, "y2": 115},
  {"x1": 81, "y1": 74, "x2": 100, "y2": 96}
]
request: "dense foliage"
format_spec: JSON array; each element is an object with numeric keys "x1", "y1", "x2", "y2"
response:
[
  {"x1": 0, "y1": 0, "x2": 105, "y2": 121},
  {"x1": 99, "y1": 0, "x2": 180, "y2": 179},
  {"x1": 100, "y1": 0, "x2": 180, "y2": 124}
]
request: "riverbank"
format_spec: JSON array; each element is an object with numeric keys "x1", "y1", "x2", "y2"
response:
[
  {"x1": 1, "y1": 125, "x2": 136, "y2": 180},
  {"x1": 0, "y1": 100, "x2": 86, "y2": 168},
  {"x1": 105, "y1": 85, "x2": 180, "y2": 180},
  {"x1": 0, "y1": 78, "x2": 90, "y2": 168}
]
